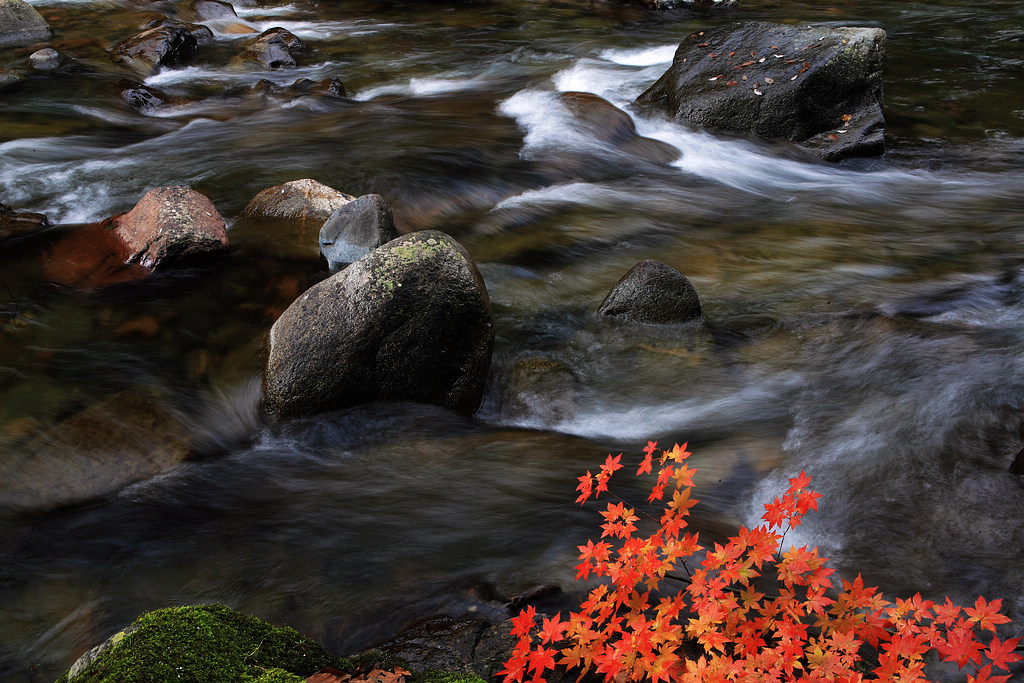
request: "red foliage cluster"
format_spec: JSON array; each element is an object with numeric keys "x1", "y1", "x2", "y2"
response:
[{"x1": 500, "y1": 442, "x2": 1021, "y2": 682}]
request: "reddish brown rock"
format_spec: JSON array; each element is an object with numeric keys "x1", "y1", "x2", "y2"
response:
[{"x1": 109, "y1": 186, "x2": 228, "y2": 270}]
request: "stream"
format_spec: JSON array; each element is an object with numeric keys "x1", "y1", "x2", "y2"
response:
[{"x1": 2, "y1": 0, "x2": 1024, "y2": 680}]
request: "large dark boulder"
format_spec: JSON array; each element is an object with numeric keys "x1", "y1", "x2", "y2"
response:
[
  {"x1": 319, "y1": 193, "x2": 400, "y2": 271},
  {"x1": 598, "y1": 259, "x2": 703, "y2": 325},
  {"x1": 636, "y1": 22, "x2": 886, "y2": 161},
  {"x1": 107, "y1": 186, "x2": 229, "y2": 269},
  {"x1": 109, "y1": 22, "x2": 200, "y2": 72},
  {"x1": 0, "y1": 0, "x2": 51, "y2": 48},
  {"x1": 263, "y1": 230, "x2": 494, "y2": 419}
]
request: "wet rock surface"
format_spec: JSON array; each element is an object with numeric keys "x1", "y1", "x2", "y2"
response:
[
  {"x1": 0, "y1": 0, "x2": 51, "y2": 48},
  {"x1": 107, "y1": 186, "x2": 229, "y2": 270},
  {"x1": 636, "y1": 21, "x2": 886, "y2": 160},
  {"x1": 319, "y1": 194, "x2": 400, "y2": 271},
  {"x1": 599, "y1": 259, "x2": 704, "y2": 325}
]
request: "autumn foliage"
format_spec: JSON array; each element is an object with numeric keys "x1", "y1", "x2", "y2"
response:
[{"x1": 500, "y1": 442, "x2": 1022, "y2": 683}]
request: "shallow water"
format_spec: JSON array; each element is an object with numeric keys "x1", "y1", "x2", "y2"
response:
[{"x1": 2, "y1": 0, "x2": 1024, "y2": 679}]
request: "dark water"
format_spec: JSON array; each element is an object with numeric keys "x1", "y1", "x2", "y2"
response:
[{"x1": 2, "y1": 0, "x2": 1024, "y2": 679}]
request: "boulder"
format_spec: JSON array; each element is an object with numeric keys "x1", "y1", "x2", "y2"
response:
[
  {"x1": 107, "y1": 186, "x2": 228, "y2": 270},
  {"x1": 263, "y1": 230, "x2": 494, "y2": 419},
  {"x1": 109, "y1": 22, "x2": 200, "y2": 72},
  {"x1": 116, "y1": 78, "x2": 183, "y2": 111},
  {"x1": 239, "y1": 178, "x2": 354, "y2": 225},
  {"x1": 598, "y1": 259, "x2": 703, "y2": 325},
  {"x1": 635, "y1": 22, "x2": 886, "y2": 161},
  {"x1": 244, "y1": 27, "x2": 303, "y2": 69},
  {"x1": 0, "y1": 0, "x2": 51, "y2": 48},
  {"x1": 559, "y1": 91, "x2": 679, "y2": 164},
  {"x1": 62, "y1": 604, "x2": 340, "y2": 682},
  {"x1": 319, "y1": 193, "x2": 400, "y2": 271}
]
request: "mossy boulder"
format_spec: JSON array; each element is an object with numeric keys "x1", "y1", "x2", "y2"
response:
[
  {"x1": 59, "y1": 604, "x2": 342, "y2": 683},
  {"x1": 263, "y1": 230, "x2": 494, "y2": 419}
]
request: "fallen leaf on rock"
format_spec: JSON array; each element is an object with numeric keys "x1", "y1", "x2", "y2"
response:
[
  {"x1": 726, "y1": 80, "x2": 738, "y2": 86},
  {"x1": 828, "y1": 134, "x2": 839, "y2": 140},
  {"x1": 753, "y1": 88, "x2": 763, "y2": 96},
  {"x1": 841, "y1": 114, "x2": 853, "y2": 122},
  {"x1": 764, "y1": 77, "x2": 775, "y2": 84}
]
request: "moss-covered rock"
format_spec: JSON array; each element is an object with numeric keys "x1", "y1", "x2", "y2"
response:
[{"x1": 58, "y1": 604, "x2": 342, "y2": 683}]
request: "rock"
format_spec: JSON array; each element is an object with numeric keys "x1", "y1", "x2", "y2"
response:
[
  {"x1": 252, "y1": 76, "x2": 347, "y2": 100},
  {"x1": 239, "y1": 178, "x2": 355, "y2": 225},
  {"x1": 598, "y1": 259, "x2": 703, "y2": 325},
  {"x1": 190, "y1": 0, "x2": 238, "y2": 20},
  {"x1": 1, "y1": 201, "x2": 48, "y2": 240},
  {"x1": 116, "y1": 78, "x2": 180, "y2": 111},
  {"x1": 244, "y1": 27, "x2": 303, "y2": 69},
  {"x1": 0, "y1": 68, "x2": 26, "y2": 91},
  {"x1": 319, "y1": 194, "x2": 400, "y2": 271},
  {"x1": 559, "y1": 91, "x2": 679, "y2": 164},
  {"x1": 635, "y1": 22, "x2": 886, "y2": 161},
  {"x1": 0, "y1": 0, "x2": 51, "y2": 48},
  {"x1": 107, "y1": 186, "x2": 228, "y2": 270},
  {"x1": 28, "y1": 47, "x2": 62, "y2": 71},
  {"x1": 62, "y1": 604, "x2": 340, "y2": 682},
  {"x1": 0, "y1": 389, "x2": 192, "y2": 512},
  {"x1": 263, "y1": 230, "x2": 494, "y2": 419},
  {"x1": 109, "y1": 22, "x2": 200, "y2": 72}
]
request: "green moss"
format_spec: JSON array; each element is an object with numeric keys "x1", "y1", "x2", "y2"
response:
[
  {"x1": 414, "y1": 670, "x2": 487, "y2": 683},
  {"x1": 61, "y1": 604, "x2": 343, "y2": 683}
]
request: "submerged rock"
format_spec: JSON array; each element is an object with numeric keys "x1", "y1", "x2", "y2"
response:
[
  {"x1": 252, "y1": 75, "x2": 347, "y2": 100},
  {"x1": 0, "y1": 0, "x2": 51, "y2": 48},
  {"x1": 319, "y1": 193, "x2": 400, "y2": 271},
  {"x1": 0, "y1": 201, "x2": 48, "y2": 240},
  {"x1": 559, "y1": 91, "x2": 679, "y2": 164},
  {"x1": 599, "y1": 259, "x2": 703, "y2": 325},
  {"x1": 189, "y1": 0, "x2": 238, "y2": 20},
  {"x1": 263, "y1": 230, "x2": 494, "y2": 419},
  {"x1": 636, "y1": 22, "x2": 886, "y2": 161},
  {"x1": 107, "y1": 186, "x2": 229, "y2": 270},
  {"x1": 0, "y1": 389, "x2": 193, "y2": 512},
  {"x1": 61, "y1": 604, "x2": 339, "y2": 682}
]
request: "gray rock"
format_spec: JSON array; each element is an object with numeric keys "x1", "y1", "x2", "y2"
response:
[
  {"x1": 0, "y1": 0, "x2": 51, "y2": 48},
  {"x1": 109, "y1": 23, "x2": 200, "y2": 72},
  {"x1": 107, "y1": 186, "x2": 228, "y2": 269},
  {"x1": 239, "y1": 178, "x2": 355, "y2": 225},
  {"x1": 263, "y1": 230, "x2": 494, "y2": 419},
  {"x1": 28, "y1": 47, "x2": 61, "y2": 71},
  {"x1": 636, "y1": 22, "x2": 886, "y2": 161},
  {"x1": 252, "y1": 75, "x2": 347, "y2": 100},
  {"x1": 598, "y1": 259, "x2": 703, "y2": 325},
  {"x1": 117, "y1": 78, "x2": 179, "y2": 111},
  {"x1": 244, "y1": 27, "x2": 303, "y2": 69},
  {"x1": 319, "y1": 194, "x2": 400, "y2": 271}
]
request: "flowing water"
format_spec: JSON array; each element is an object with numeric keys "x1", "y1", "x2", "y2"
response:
[{"x1": 2, "y1": 0, "x2": 1024, "y2": 679}]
